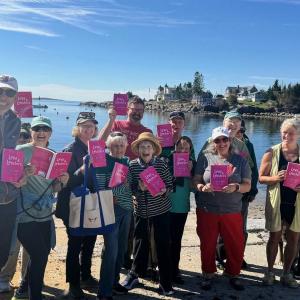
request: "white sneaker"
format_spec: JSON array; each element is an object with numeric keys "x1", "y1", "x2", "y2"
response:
[{"x1": 0, "y1": 281, "x2": 12, "y2": 293}]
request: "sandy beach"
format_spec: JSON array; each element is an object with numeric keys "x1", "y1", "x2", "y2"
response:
[{"x1": 1, "y1": 202, "x2": 299, "y2": 300}]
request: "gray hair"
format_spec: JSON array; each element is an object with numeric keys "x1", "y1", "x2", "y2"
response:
[
  {"x1": 106, "y1": 132, "x2": 128, "y2": 148},
  {"x1": 280, "y1": 118, "x2": 300, "y2": 136}
]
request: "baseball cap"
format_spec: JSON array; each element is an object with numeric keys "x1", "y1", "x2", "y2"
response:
[
  {"x1": 224, "y1": 110, "x2": 242, "y2": 120},
  {"x1": 211, "y1": 126, "x2": 230, "y2": 141},
  {"x1": 76, "y1": 111, "x2": 98, "y2": 125},
  {"x1": 0, "y1": 75, "x2": 18, "y2": 91},
  {"x1": 169, "y1": 111, "x2": 185, "y2": 120},
  {"x1": 31, "y1": 116, "x2": 52, "y2": 129}
]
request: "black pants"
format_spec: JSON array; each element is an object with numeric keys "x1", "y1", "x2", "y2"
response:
[
  {"x1": 17, "y1": 221, "x2": 51, "y2": 300},
  {"x1": 170, "y1": 212, "x2": 188, "y2": 277},
  {"x1": 131, "y1": 212, "x2": 172, "y2": 290},
  {"x1": 0, "y1": 200, "x2": 17, "y2": 270},
  {"x1": 66, "y1": 231, "x2": 97, "y2": 285}
]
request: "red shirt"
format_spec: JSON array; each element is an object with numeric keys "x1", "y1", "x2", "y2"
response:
[{"x1": 112, "y1": 120, "x2": 152, "y2": 159}]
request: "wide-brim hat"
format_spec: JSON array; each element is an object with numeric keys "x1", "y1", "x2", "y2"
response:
[{"x1": 131, "y1": 132, "x2": 162, "y2": 156}]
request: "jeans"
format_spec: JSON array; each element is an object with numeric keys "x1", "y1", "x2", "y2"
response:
[
  {"x1": 0, "y1": 200, "x2": 17, "y2": 271},
  {"x1": 98, "y1": 205, "x2": 132, "y2": 297},
  {"x1": 17, "y1": 221, "x2": 51, "y2": 300}
]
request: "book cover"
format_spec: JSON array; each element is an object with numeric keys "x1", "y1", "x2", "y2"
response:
[
  {"x1": 173, "y1": 152, "x2": 190, "y2": 177},
  {"x1": 31, "y1": 146, "x2": 54, "y2": 177},
  {"x1": 14, "y1": 91, "x2": 33, "y2": 118},
  {"x1": 1, "y1": 149, "x2": 24, "y2": 183},
  {"x1": 46, "y1": 152, "x2": 72, "y2": 179},
  {"x1": 139, "y1": 166, "x2": 166, "y2": 197},
  {"x1": 283, "y1": 162, "x2": 300, "y2": 189},
  {"x1": 210, "y1": 164, "x2": 229, "y2": 191},
  {"x1": 113, "y1": 93, "x2": 128, "y2": 116},
  {"x1": 157, "y1": 124, "x2": 173, "y2": 147},
  {"x1": 88, "y1": 139, "x2": 107, "y2": 167},
  {"x1": 108, "y1": 162, "x2": 129, "y2": 188}
]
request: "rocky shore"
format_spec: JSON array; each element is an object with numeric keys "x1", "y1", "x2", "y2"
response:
[{"x1": 80, "y1": 100, "x2": 295, "y2": 120}]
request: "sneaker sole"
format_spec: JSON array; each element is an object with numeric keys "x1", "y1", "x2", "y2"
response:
[{"x1": 123, "y1": 278, "x2": 139, "y2": 290}]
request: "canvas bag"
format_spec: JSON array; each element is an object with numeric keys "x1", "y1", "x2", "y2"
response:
[{"x1": 68, "y1": 157, "x2": 115, "y2": 236}]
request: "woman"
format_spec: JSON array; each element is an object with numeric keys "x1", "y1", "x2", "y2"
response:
[
  {"x1": 13, "y1": 116, "x2": 69, "y2": 300},
  {"x1": 193, "y1": 126, "x2": 251, "y2": 291},
  {"x1": 259, "y1": 118, "x2": 300, "y2": 288},
  {"x1": 55, "y1": 112, "x2": 99, "y2": 299},
  {"x1": 90, "y1": 132, "x2": 132, "y2": 300}
]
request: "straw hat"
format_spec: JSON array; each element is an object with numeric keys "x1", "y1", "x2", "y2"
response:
[{"x1": 131, "y1": 132, "x2": 162, "y2": 156}]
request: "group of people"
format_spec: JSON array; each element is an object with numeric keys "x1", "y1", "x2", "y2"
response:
[{"x1": 1, "y1": 74, "x2": 300, "y2": 300}]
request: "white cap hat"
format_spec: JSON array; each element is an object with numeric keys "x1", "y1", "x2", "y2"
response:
[
  {"x1": 211, "y1": 126, "x2": 230, "y2": 141},
  {"x1": 0, "y1": 75, "x2": 18, "y2": 91}
]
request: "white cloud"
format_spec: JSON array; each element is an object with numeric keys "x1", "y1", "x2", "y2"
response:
[
  {"x1": 0, "y1": 0, "x2": 197, "y2": 37},
  {"x1": 20, "y1": 83, "x2": 156, "y2": 102},
  {"x1": 249, "y1": 75, "x2": 300, "y2": 81}
]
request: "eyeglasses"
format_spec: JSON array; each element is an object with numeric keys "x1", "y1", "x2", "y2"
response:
[
  {"x1": 109, "y1": 132, "x2": 124, "y2": 137},
  {"x1": 0, "y1": 88, "x2": 17, "y2": 98},
  {"x1": 213, "y1": 137, "x2": 229, "y2": 144},
  {"x1": 19, "y1": 132, "x2": 31, "y2": 139},
  {"x1": 128, "y1": 107, "x2": 144, "y2": 113},
  {"x1": 78, "y1": 112, "x2": 96, "y2": 119},
  {"x1": 31, "y1": 126, "x2": 52, "y2": 132}
]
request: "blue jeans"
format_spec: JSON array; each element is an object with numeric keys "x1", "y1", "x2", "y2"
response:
[{"x1": 98, "y1": 205, "x2": 132, "y2": 297}]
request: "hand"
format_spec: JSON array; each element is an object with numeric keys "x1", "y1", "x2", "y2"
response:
[
  {"x1": 57, "y1": 172, "x2": 69, "y2": 187},
  {"x1": 12, "y1": 175, "x2": 27, "y2": 188},
  {"x1": 138, "y1": 180, "x2": 147, "y2": 191},
  {"x1": 202, "y1": 183, "x2": 213, "y2": 193},
  {"x1": 24, "y1": 164, "x2": 36, "y2": 176},
  {"x1": 275, "y1": 170, "x2": 286, "y2": 182},
  {"x1": 196, "y1": 183, "x2": 205, "y2": 192},
  {"x1": 156, "y1": 187, "x2": 167, "y2": 196},
  {"x1": 108, "y1": 108, "x2": 117, "y2": 121},
  {"x1": 222, "y1": 183, "x2": 238, "y2": 193}
]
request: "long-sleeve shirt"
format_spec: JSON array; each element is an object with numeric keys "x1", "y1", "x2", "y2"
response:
[{"x1": 129, "y1": 157, "x2": 173, "y2": 218}]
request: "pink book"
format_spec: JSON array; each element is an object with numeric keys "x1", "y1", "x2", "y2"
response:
[
  {"x1": 139, "y1": 166, "x2": 166, "y2": 197},
  {"x1": 1, "y1": 149, "x2": 24, "y2": 183},
  {"x1": 108, "y1": 162, "x2": 129, "y2": 188},
  {"x1": 283, "y1": 162, "x2": 300, "y2": 189},
  {"x1": 113, "y1": 93, "x2": 128, "y2": 115},
  {"x1": 210, "y1": 165, "x2": 229, "y2": 191},
  {"x1": 31, "y1": 147, "x2": 54, "y2": 177},
  {"x1": 88, "y1": 139, "x2": 107, "y2": 167},
  {"x1": 173, "y1": 152, "x2": 190, "y2": 177},
  {"x1": 14, "y1": 92, "x2": 33, "y2": 117},
  {"x1": 157, "y1": 124, "x2": 173, "y2": 147},
  {"x1": 46, "y1": 152, "x2": 72, "y2": 179}
]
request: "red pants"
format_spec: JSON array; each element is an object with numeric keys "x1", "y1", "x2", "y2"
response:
[{"x1": 196, "y1": 208, "x2": 244, "y2": 276}]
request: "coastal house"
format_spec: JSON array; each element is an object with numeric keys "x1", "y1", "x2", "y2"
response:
[
  {"x1": 225, "y1": 85, "x2": 264, "y2": 102},
  {"x1": 155, "y1": 86, "x2": 177, "y2": 102},
  {"x1": 192, "y1": 92, "x2": 215, "y2": 106}
]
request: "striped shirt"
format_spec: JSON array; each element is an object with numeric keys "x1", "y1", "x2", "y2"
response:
[{"x1": 129, "y1": 157, "x2": 173, "y2": 218}]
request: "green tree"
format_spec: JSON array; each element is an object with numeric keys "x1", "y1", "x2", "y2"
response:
[
  {"x1": 227, "y1": 95, "x2": 238, "y2": 107},
  {"x1": 193, "y1": 71, "x2": 204, "y2": 96}
]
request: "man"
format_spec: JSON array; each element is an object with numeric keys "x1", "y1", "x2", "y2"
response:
[
  {"x1": 99, "y1": 96, "x2": 152, "y2": 159},
  {"x1": 0, "y1": 75, "x2": 23, "y2": 273}
]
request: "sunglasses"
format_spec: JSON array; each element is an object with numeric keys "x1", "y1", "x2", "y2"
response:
[
  {"x1": 31, "y1": 126, "x2": 52, "y2": 132},
  {"x1": 109, "y1": 132, "x2": 124, "y2": 137},
  {"x1": 214, "y1": 137, "x2": 229, "y2": 144},
  {"x1": 20, "y1": 132, "x2": 31, "y2": 139},
  {"x1": 0, "y1": 88, "x2": 17, "y2": 98},
  {"x1": 78, "y1": 111, "x2": 96, "y2": 119}
]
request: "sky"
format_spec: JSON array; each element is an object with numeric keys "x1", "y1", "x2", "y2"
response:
[{"x1": 1, "y1": 0, "x2": 300, "y2": 102}]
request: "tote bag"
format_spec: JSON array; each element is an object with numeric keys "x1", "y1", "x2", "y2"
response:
[{"x1": 68, "y1": 157, "x2": 115, "y2": 236}]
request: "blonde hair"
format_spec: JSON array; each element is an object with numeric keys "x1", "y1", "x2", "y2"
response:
[
  {"x1": 71, "y1": 125, "x2": 98, "y2": 138},
  {"x1": 280, "y1": 118, "x2": 300, "y2": 136}
]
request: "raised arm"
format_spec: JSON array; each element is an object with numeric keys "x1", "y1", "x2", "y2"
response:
[{"x1": 98, "y1": 108, "x2": 117, "y2": 141}]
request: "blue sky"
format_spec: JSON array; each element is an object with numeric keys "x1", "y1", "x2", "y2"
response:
[{"x1": 1, "y1": 0, "x2": 300, "y2": 101}]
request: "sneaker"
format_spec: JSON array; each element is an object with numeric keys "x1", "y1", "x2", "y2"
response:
[
  {"x1": 81, "y1": 276, "x2": 98, "y2": 288},
  {"x1": 0, "y1": 281, "x2": 12, "y2": 293},
  {"x1": 113, "y1": 283, "x2": 128, "y2": 295},
  {"x1": 293, "y1": 268, "x2": 300, "y2": 280},
  {"x1": 216, "y1": 260, "x2": 225, "y2": 270},
  {"x1": 158, "y1": 284, "x2": 174, "y2": 296},
  {"x1": 121, "y1": 272, "x2": 139, "y2": 290},
  {"x1": 62, "y1": 284, "x2": 85, "y2": 299},
  {"x1": 262, "y1": 271, "x2": 275, "y2": 286},
  {"x1": 229, "y1": 277, "x2": 245, "y2": 291},
  {"x1": 280, "y1": 273, "x2": 298, "y2": 288},
  {"x1": 12, "y1": 286, "x2": 28, "y2": 299}
]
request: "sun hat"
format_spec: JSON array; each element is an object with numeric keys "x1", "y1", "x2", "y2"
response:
[
  {"x1": 211, "y1": 126, "x2": 230, "y2": 141},
  {"x1": 0, "y1": 75, "x2": 18, "y2": 91},
  {"x1": 224, "y1": 110, "x2": 242, "y2": 120},
  {"x1": 131, "y1": 132, "x2": 162, "y2": 156},
  {"x1": 169, "y1": 111, "x2": 185, "y2": 120},
  {"x1": 31, "y1": 116, "x2": 52, "y2": 129},
  {"x1": 76, "y1": 111, "x2": 98, "y2": 125}
]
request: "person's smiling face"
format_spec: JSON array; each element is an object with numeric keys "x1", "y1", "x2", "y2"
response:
[
  {"x1": 281, "y1": 125, "x2": 298, "y2": 146},
  {"x1": 138, "y1": 141, "x2": 155, "y2": 163},
  {"x1": 31, "y1": 126, "x2": 52, "y2": 147},
  {"x1": 0, "y1": 88, "x2": 17, "y2": 116}
]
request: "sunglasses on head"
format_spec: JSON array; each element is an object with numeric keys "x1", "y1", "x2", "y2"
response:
[
  {"x1": 0, "y1": 88, "x2": 17, "y2": 98},
  {"x1": 31, "y1": 126, "x2": 51, "y2": 132},
  {"x1": 214, "y1": 137, "x2": 229, "y2": 144},
  {"x1": 109, "y1": 132, "x2": 124, "y2": 137},
  {"x1": 78, "y1": 112, "x2": 96, "y2": 119}
]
